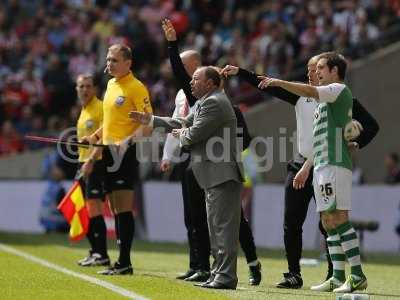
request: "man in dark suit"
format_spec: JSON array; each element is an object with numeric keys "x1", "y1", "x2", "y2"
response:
[{"x1": 130, "y1": 66, "x2": 243, "y2": 289}]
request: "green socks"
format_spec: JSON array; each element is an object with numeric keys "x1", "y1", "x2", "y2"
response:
[
  {"x1": 326, "y1": 228, "x2": 346, "y2": 281},
  {"x1": 336, "y1": 221, "x2": 364, "y2": 278}
]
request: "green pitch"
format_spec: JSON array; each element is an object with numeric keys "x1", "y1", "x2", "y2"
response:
[{"x1": 0, "y1": 232, "x2": 399, "y2": 300}]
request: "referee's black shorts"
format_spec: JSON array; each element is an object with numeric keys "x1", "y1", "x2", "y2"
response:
[
  {"x1": 102, "y1": 145, "x2": 139, "y2": 194},
  {"x1": 78, "y1": 160, "x2": 105, "y2": 201}
]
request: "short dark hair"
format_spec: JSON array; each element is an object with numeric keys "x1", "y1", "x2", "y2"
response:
[
  {"x1": 204, "y1": 66, "x2": 221, "y2": 87},
  {"x1": 318, "y1": 52, "x2": 347, "y2": 80},
  {"x1": 76, "y1": 74, "x2": 96, "y2": 86},
  {"x1": 109, "y1": 44, "x2": 132, "y2": 61}
]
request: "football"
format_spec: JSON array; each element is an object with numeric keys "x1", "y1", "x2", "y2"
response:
[{"x1": 344, "y1": 119, "x2": 364, "y2": 141}]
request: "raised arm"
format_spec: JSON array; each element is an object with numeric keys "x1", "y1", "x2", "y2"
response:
[
  {"x1": 162, "y1": 19, "x2": 197, "y2": 107},
  {"x1": 352, "y1": 98, "x2": 379, "y2": 149}
]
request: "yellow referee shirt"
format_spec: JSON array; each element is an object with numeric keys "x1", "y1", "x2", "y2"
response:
[
  {"x1": 102, "y1": 72, "x2": 152, "y2": 145},
  {"x1": 77, "y1": 96, "x2": 103, "y2": 162}
]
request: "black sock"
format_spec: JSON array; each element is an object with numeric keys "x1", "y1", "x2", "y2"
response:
[
  {"x1": 114, "y1": 214, "x2": 120, "y2": 240},
  {"x1": 86, "y1": 218, "x2": 96, "y2": 254},
  {"x1": 91, "y1": 215, "x2": 108, "y2": 258},
  {"x1": 239, "y1": 210, "x2": 258, "y2": 264},
  {"x1": 116, "y1": 212, "x2": 135, "y2": 266},
  {"x1": 114, "y1": 214, "x2": 120, "y2": 259}
]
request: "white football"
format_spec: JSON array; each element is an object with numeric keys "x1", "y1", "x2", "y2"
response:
[{"x1": 344, "y1": 119, "x2": 363, "y2": 141}]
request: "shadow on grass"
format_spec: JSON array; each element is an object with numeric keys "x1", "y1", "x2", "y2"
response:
[
  {"x1": 244, "y1": 289, "x2": 400, "y2": 299},
  {"x1": 250, "y1": 289, "x2": 329, "y2": 298},
  {"x1": 368, "y1": 292, "x2": 400, "y2": 298},
  {"x1": 1, "y1": 231, "x2": 399, "y2": 266}
]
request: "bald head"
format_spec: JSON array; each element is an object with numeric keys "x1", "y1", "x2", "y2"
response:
[{"x1": 180, "y1": 50, "x2": 201, "y2": 76}]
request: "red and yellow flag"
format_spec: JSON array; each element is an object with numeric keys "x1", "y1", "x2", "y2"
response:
[{"x1": 57, "y1": 181, "x2": 89, "y2": 241}]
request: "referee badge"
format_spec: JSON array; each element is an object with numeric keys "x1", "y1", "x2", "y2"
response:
[
  {"x1": 115, "y1": 96, "x2": 125, "y2": 106},
  {"x1": 85, "y1": 119, "x2": 94, "y2": 129}
]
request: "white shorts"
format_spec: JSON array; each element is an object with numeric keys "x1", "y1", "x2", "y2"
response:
[{"x1": 313, "y1": 165, "x2": 352, "y2": 212}]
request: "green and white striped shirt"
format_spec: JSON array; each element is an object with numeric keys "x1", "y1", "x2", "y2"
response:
[{"x1": 313, "y1": 83, "x2": 353, "y2": 170}]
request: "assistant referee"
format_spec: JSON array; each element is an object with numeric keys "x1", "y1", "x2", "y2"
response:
[
  {"x1": 76, "y1": 74, "x2": 109, "y2": 267},
  {"x1": 84, "y1": 44, "x2": 153, "y2": 275}
]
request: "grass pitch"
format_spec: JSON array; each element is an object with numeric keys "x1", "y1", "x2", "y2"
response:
[{"x1": 0, "y1": 232, "x2": 399, "y2": 300}]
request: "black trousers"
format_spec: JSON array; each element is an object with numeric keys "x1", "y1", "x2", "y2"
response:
[
  {"x1": 181, "y1": 164, "x2": 257, "y2": 271},
  {"x1": 181, "y1": 162, "x2": 210, "y2": 270},
  {"x1": 284, "y1": 161, "x2": 331, "y2": 275}
]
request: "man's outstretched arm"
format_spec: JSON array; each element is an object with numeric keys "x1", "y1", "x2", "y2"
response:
[
  {"x1": 222, "y1": 65, "x2": 301, "y2": 105},
  {"x1": 258, "y1": 76, "x2": 319, "y2": 100}
]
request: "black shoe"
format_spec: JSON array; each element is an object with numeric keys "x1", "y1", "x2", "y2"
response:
[
  {"x1": 194, "y1": 276, "x2": 214, "y2": 286},
  {"x1": 176, "y1": 269, "x2": 196, "y2": 280},
  {"x1": 201, "y1": 281, "x2": 236, "y2": 290},
  {"x1": 184, "y1": 270, "x2": 210, "y2": 282},
  {"x1": 249, "y1": 262, "x2": 262, "y2": 286},
  {"x1": 98, "y1": 262, "x2": 133, "y2": 275},
  {"x1": 79, "y1": 253, "x2": 110, "y2": 267},
  {"x1": 276, "y1": 272, "x2": 303, "y2": 289}
]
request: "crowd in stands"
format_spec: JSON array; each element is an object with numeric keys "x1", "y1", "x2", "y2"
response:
[{"x1": 0, "y1": 0, "x2": 399, "y2": 160}]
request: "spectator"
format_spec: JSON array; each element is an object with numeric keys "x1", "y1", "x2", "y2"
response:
[
  {"x1": 38, "y1": 165, "x2": 68, "y2": 233},
  {"x1": 15, "y1": 105, "x2": 33, "y2": 135},
  {"x1": 384, "y1": 153, "x2": 400, "y2": 184},
  {"x1": 350, "y1": 8, "x2": 379, "y2": 46},
  {"x1": 42, "y1": 54, "x2": 74, "y2": 115},
  {"x1": 0, "y1": 120, "x2": 24, "y2": 156},
  {"x1": 195, "y1": 22, "x2": 223, "y2": 65},
  {"x1": 92, "y1": 9, "x2": 115, "y2": 42},
  {"x1": 68, "y1": 40, "x2": 96, "y2": 81},
  {"x1": 139, "y1": 0, "x2": 173, "y2": 43},
  {"x1": 1, "y1": 74, "x2": 29, "y2": 120},
  {"x1": 20, "y1": 60, "x2": 45, "y2": 104},
  {"x1": 0, "y1": 0, "x2": 398, "y2": 159},
  {"x1": 25, "y1": 115, "x2": 46, "y2": 150}
]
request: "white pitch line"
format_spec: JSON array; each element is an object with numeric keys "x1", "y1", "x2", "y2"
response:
[{"x1": 0, "y1": 243, "x2": 149, "y2": 300}]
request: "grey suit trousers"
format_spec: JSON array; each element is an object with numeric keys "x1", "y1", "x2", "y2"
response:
[{"x1": 205, "y1": 179, "x2": 241, "y2": 288}]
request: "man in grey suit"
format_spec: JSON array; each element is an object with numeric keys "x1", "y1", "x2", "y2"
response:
[{"x1": 129, "y1": 66, "x2": 243, "y2": 289}]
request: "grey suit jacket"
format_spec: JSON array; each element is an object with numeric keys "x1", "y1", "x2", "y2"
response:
[{"x1": 154, "y1": 90, "x2": 244, "y2": 189}]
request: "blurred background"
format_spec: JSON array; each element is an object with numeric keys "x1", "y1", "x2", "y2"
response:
[{"x1": 0, "y1": 0, "x2": 399, "y2": 253}]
